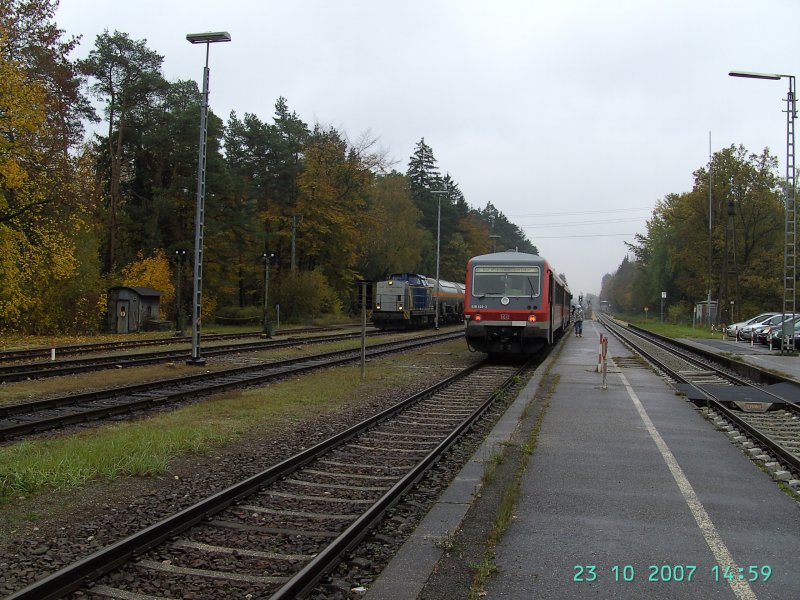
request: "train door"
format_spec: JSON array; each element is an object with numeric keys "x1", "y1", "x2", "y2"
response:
[
  {"x1": 116, "y1": 300, "x2": 130, "y2": 334},
  {"x1": 547, "y1": 271, "x2": 554, "y2": 343}
]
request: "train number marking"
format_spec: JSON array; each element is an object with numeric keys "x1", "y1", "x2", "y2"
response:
[{"x1": 500, "y1": 314, "x2": 510, "y2": 320}]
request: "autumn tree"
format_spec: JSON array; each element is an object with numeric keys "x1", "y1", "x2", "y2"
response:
[
  {"x1": 359, "y1": 171, "x2": 425, "y2": 280},
  {"x1": 1, "y1": 0, "x2": 89, "y2": 152},
  {"x1": 120, "y1": 249, "x2": 174, "y2": 319},
  {"x1": 0, "y1": 0, "x2": 89, "y2": 225},
  {"x1": 612, "y1": 144, "x2": 784, "y2": 322},
  {"x1": 454, "y1": 212, "x2": 491, "y2": 273},
  {"x1": 599, "y1": 256, "x2": 642, "y2": 315},
  {"x1": 126, "y1": 79, "x2": 205, "y2": 255},
  {"x1": 78, "y1": 30, "x2": 167, "y2": 273},
  {"x1": 0, "y1": 32, "x2": 47, "y2": 225},
  {"x1": 296, "y1": 125, "x2": 377, "y2": 297},
  {"x1": 480, "y1": 202, "x2": 537, "y2": 254},
  {"x1": 0, "y1": 5, "x2": 104, "y2": 334}
]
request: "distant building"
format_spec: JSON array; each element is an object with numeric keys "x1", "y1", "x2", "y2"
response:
[
  {"x1": 107, "y1": 286, "x2": 163, "y2": 333},
  {"x1": 694, "y1": 300, "x2": 718, "y2": 327}
]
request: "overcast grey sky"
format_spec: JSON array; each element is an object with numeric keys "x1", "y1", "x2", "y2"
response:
[{"x1": 55, "y1": 0, "x2": 798, "y2": 297}]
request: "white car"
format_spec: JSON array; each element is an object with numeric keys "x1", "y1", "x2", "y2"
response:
[{"x1": 725, "y1": 312, "x2": 779, "y2": 340}]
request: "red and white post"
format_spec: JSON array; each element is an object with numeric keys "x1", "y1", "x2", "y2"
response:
[
  {"x1": 601, "y1": 335, "x2": 609, "y2": 390},
  {"x1": 597, "y1": 335, "x2": 604, "y2": 373}
]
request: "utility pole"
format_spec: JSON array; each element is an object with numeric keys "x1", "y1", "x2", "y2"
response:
[
  {"x1": 431, "y1": 183, "x2": 449, "y2": 330},
  {"x1": 708, "y1": 132, "x2": 713, "y2": 328},
  {"x1": 291, "y1": 215, "x2": 301, "y2": 272},
  {"x1": 174, "y1": 249, "x2": 187, "y2": 335}
]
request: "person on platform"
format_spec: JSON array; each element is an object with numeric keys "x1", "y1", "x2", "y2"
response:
[{"x1": 574, "y1": 305, "x2": 584, "y2": 337}]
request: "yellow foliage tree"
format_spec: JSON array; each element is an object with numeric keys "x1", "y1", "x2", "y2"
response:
[
  {"x1": 120, "y1": 249, "x2": 175, "y2": 319},
  {"x1": 0, "y1": 35, "x2": 47, "y2": 221},
  {"x1": 0, "y1": 33, "x2": 102, "y2": 334}
]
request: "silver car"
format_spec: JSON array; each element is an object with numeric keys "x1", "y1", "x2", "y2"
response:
[
  {"x1": 726, "y1": 312, "x2": 779, "y2": 340},
  {"x1": 766, "y1": 317, "x2": 800, "y2": 349},
  {"x1": 740, "y1": 313, "x2": 797, "y2": 341}
]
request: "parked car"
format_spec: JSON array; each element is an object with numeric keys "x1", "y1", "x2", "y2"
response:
[
  {"x1": 755, "y1": 325, "x2": 775, "y2": 345},
  {"x1": 740, "y1": 313, "x2": 797, "y2": 341},
  {"x1": 726, "y1": 312, "x2": 779, "y2": 340},
  {"x1": 755, "y1": 314, "x2": 799, "y2": 345},
  {"x1": 756, "y1": 322, "x2": 780, "y2": 345},
  {"x1": 767, "y1": 317, "x2": 800, "y2": 349}
]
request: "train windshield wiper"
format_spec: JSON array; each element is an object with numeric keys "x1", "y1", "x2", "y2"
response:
[{"x1": 527, "y1": 277, "x2": 535, "y2": 299}]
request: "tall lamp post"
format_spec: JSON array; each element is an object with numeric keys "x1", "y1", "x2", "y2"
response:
[
  {"x1": 489, "y1": 234, "x2": 501, "y2": 253},
  {"x1": 174, "y1": 249, "x2": 187, "y2": 335},
  {"x1": 431, "y1": 184, "x2": 449, "y2": 330},
  {"x1": 186, "y1": 31, "x2": 231, "y2": 365},
  {"x1": 729, "y1": 70, "x2": 796, "y2": 352},
  {"x1": 262, "y1": 251, "x2": 275, "y2": 336}
]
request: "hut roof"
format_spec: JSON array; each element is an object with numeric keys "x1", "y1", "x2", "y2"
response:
[{"x1": 110, "y1": 286, "x2": 163, "y2": 297}]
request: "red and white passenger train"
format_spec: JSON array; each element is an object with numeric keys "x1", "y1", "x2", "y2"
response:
[{"x1": 464, "y1": 251, "x2": 571, "y2": 355}]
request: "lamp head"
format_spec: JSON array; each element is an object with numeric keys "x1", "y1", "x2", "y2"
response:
[
  {"x1": 729, "y1": 70, "x2": 782, "y2": 80},
  {"x1": 186, "y1": 31, "x2": 231, "y2": 44}
]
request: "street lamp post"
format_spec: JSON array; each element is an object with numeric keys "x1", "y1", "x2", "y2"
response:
[
  {"x1": 489, "y1": 234, "x2": 500, "y2": 253},
  {"x1": 186, "y1": 31, "x2": 231, "y2": 366},
  {"x1": 729, "y1": 70, "x2": 796, "y2": 352},
  {"x1": 174, "y1": 249, "x2": 187, "y2": 335},
  {"x1": 262, "y1": 251, "x2": 275, "y2": 336},
  {"x1": 431, "y1": 184, "x2": 449, "y2": 330}
]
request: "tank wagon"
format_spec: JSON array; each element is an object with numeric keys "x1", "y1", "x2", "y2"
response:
[
  {"x1": 464, "y1": 252, "x2": 571, "y2": 355},
  {"x1": 372, "y1": 273, "x2": 465, "y2": 329}
]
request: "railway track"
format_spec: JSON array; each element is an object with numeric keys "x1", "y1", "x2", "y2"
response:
[
  {"x1": 599, "y1": 315, "x2": 800, "y2": 480},
  {"x1": 0, "y1": 329, "x2": 383, "y2": 383},
  {"x1": 0, "y1": 331, "x2": 463, "y2": 442},
  {"x1": 0, "y1": 325, "x2": 362, "y2": 363},
  {"x1": 6, "y1": 360, "x2": 527, "y2": 600}
]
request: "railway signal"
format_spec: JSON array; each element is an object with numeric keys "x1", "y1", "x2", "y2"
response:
[{"x1": 357, "y1": 281, "x2": 373, "y2": 379}]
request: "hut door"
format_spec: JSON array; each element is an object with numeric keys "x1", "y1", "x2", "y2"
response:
[{"x1": 116, "y1": 300, "x2": 130, "y2": 334}]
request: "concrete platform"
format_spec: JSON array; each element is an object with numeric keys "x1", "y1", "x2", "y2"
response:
[
  {"x1": 679, "y1": 336, "x2": 800, "y2": 383},
  {"x1": 367, "y1": 320, "x2": 800, "y2": 599}
]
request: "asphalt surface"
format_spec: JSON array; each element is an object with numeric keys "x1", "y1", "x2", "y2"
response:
[
  {"x1": 368, "y1": 321, "x2": 800, "y2": 599},
  {"x1": 679, "y1": 335, "x2": 800, "y2": 383}
]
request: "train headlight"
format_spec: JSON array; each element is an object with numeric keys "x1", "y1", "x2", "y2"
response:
[
  {"x1": 398, "y1": 304, "x2": 403, "y2": 310},
  {"x1": 376, "y1": 303, "x2": 381, "y2": 310},
  {"x1": 473, "y1": 314, "x2": 482, "y2": 321},
  {"x1": 528, "y1": 315, "x2": 537, "y2": 322}
]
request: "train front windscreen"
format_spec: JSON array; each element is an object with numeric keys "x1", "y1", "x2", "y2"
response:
[{"x1": 471, "y1": 266, "x2": 541, "y2": 298}]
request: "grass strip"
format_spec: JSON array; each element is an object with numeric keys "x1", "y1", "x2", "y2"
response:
[
  {"x1": 467, "y1": 373, "x2": 559, "y2": 599},
  {"x1": 0, "y1": 341, "x2": 467, "y2": 506}
]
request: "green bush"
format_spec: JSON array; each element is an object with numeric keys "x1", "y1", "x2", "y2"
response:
[
  {"x1": 275, "y1": 270, "x2": 342, "y2": 323},
  {"x1": 213, "y1": 305, "x2": 261, "y2": 325},
  {"x1": 214, "y1": 305, "x2": 262, "y2": 320}
]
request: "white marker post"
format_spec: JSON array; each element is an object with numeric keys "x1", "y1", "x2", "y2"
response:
[{"x1": 597, "y1": 335, "x2": 604, "y2": 373}]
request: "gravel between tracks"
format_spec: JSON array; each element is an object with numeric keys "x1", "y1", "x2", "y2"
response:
[{"x1": 0, "y1": 347, "x2": 485, "y2": 597}]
